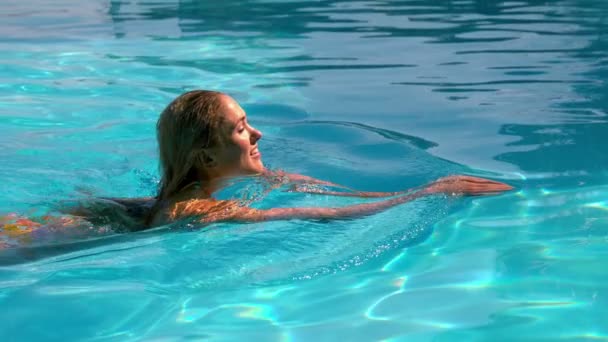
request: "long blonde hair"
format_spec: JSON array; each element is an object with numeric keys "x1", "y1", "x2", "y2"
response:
[{"x1": 154, "y1": 90, "x2": 225, "y2": 208}]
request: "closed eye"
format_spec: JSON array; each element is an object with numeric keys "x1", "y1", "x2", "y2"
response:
[{"x1": 235, "y1": 116, "x2": 246, "y2": 133}]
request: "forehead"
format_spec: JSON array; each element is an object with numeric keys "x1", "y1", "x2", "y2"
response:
[{"x1": 219, "y1": 95, "x2": 246, "y2": 124}]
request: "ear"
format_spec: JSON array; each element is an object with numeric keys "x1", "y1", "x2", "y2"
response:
[{"x1": 195, "y1": 149, "x2": 218, "y2": 168}]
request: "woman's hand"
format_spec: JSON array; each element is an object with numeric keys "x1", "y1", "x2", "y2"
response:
[{"x1": 424, "y1": 175, "x2": 513, "y2": 196}]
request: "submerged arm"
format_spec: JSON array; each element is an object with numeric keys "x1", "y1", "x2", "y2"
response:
[
  {"x1": 267, "y1": 170, "x2": 404, "y2": 198},
  {"x1": 196, "y1": 175, "x2": 512, "y2": 224},
  {"x1": 287, "y1": 184, "x2": 402, "y2": 198},
  {"x1": 232, "y1": 190, "x2": 423, "y2": 222},
  {"x1": 269, "y1": 171, "x2": 509, "y2": 199},
  {"x1": 265, "y1": 170, "x2": 344, "y2": 188}
]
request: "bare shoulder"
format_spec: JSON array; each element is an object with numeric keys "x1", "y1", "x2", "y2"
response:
[{"x1": 153, "y1": 198, "x2": 243, "y2": 226}]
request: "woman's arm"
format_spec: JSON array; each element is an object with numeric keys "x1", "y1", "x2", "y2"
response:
[
  {"x1": 287, "y1": 184, "x2": 402, "y2": 198},
  {"x1": 202, "y1": 175, "x2": 512, "y2": 224},
  {"x1": 269, "y1": 171, "x2": 508, "y2": 199},
  {"x1": 266, "y1": 170, "x2": 405, "y2": 198},
  {"x1": 233, "y1": 191, "x2": 423, "y2": 222},
  {"x1": 264, "y1": 170, "x2": 344, "y2": 188}
]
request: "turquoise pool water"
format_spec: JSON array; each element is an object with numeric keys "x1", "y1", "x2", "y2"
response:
[{"x1": 1, "y1": 0, "x2": 608, "y2": 340}]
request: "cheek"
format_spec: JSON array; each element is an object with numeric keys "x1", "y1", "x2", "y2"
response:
[
  {"x1": 230, "y1": 144, "x2": 245, "y2": 162},
  {"x1": 228, "y1": 136, "x2": 251, "y2": 161},
  {"x1": 218, "y1": 141, "x2": 242, "y2": 165},
  {"x1": 239, "y1": 141, "x2": 252, "y2": 159}
]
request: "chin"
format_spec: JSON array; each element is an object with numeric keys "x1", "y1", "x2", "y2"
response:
[
  {"x1": 251, "y1": 163, "x2": 265, "y2": 174},
  {"x1": 251, "y1": 160, "x2": 266, "y2": 174}
]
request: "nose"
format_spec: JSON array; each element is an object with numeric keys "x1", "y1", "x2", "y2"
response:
[{"x1": 250, "y1": 125, "x2": 262, "y2": 144}]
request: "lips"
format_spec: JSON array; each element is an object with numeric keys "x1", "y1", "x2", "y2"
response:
[{"x1": 250, "y1": 146, "x2": 261, "y2": 158}]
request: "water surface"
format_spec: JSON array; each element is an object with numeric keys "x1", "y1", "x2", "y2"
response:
[{"x1": 1, "y1": 0, "x2": 607, "y2": 340}]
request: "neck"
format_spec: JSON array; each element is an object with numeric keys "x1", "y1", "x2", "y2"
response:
[
  {"x1": 195, "y1": 168, "x2": 226, "y2": 196},
  {"x1": 194, "y1": 167, "x2": 268, "y2": 197}
]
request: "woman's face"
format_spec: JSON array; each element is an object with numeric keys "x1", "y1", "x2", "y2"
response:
[{"x1": 212, "y1": 95, "x2": 265, "y2": 176}]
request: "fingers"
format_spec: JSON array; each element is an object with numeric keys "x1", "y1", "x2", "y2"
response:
[
  {"x1": 448, "y1": 175, "x2": 510, "y2": 186},
  {"x1": 461, "y1": 179, "x2": 513, "y2": 195},
  {"x1": 436, "y1": 175, "x2": 513, "y2": 195}
]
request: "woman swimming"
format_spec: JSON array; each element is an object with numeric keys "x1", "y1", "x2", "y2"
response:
[
  {"x1": 1, "y1": 90, "x2": 512, "y2": 243},
  {"x1": 143, "y1": 90, "x2": 512, "y2": 227}
]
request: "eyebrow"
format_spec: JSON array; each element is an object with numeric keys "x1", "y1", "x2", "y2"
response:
[
  {"x1": 235, "y1": 115, "x2": 246, "y2": 126},
  {"x1": 229, "y1": 116, "x2": 245, "y2": 131}
]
